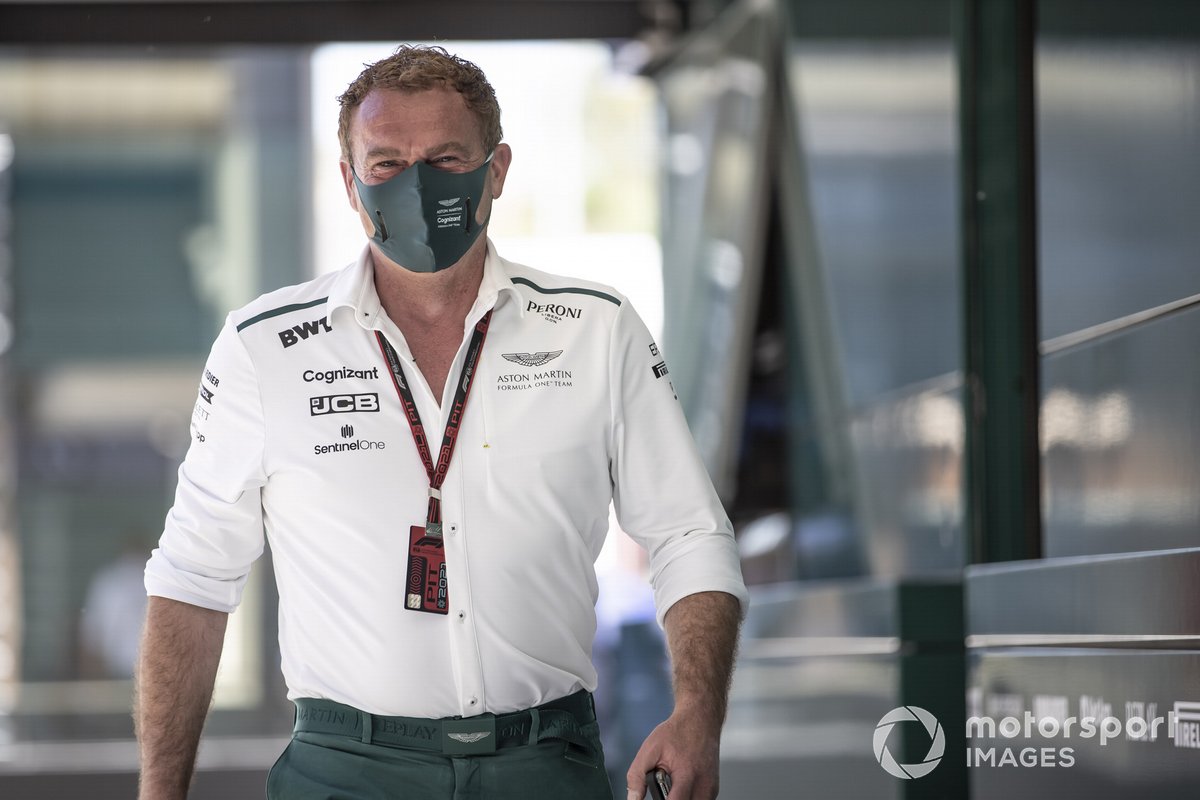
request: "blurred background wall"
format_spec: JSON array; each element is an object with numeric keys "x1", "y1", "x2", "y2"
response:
[{"x1": 0, "y1": 1, "x2": 1197, "y2": 798}]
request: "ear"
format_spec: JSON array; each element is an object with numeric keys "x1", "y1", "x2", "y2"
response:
[
  {"x1": 487, "y1": 143, "x2": 513, "y2": 199},
  {"x1": 340, "y1": 159, "x2": 377, "y2": 238},
  {"x1": 339, "y1": 159, "x2": 360, "y2": 211}
]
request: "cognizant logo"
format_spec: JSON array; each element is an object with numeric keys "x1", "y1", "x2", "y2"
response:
[{"x1": 874, "y1": 706, "x2": 946, "y2": 779}]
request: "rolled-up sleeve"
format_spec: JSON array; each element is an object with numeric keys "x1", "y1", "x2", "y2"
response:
[
  {"x1": 144, "y1": 316, "x2": 268, "y2": 612},
  {"x1": 608, "y1": 301, "x2": 749, "y2": 627}
]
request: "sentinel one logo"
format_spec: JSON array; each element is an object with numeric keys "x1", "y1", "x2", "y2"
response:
[{"x1": 874, "y1": 706, "x2": 945, "y2": 779}]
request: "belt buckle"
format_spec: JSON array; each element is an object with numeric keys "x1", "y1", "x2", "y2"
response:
[{"x1": 442, "y1": 715, "x2": 497, "y2": 755}]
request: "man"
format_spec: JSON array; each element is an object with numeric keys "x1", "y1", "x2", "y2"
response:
[{"x1": 137, "y1": 45, "x2": 747, "y2": 800}]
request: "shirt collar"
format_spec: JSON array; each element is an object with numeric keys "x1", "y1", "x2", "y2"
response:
[
  {"x1": 326, "y1": 247, "x2": 381, "y2": 329},
  {"x1": 477, "y1": 239, "x2": 526, "y2": 319},
  {"x1": 328, "y1": 240, "x2": 526, "y2": 327}
]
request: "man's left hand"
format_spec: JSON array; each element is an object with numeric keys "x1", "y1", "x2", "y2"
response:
[
  {"x1": 625, "y1": 706, "x2": 721, "y2": 800},
  {"x1": 625, "y1": 591, "x2": 741, "y2": 800}
]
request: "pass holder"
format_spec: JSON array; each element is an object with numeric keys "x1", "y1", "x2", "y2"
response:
[
  {"x1": 406, "y1": 524, "x2": 449, "y2": 614},
  {"x1": 424, "y1": 487, "x2": 443, "y2": 538},
  {"x1": 377, "y1": 310, "x2": 493, "y2": 618}
]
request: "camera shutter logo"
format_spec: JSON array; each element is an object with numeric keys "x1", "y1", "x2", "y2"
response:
[{"x1": 873, "y1": 706, "x2": 945, "y2": 779}]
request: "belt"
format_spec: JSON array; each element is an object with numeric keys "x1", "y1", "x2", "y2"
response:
[{"x1": 292, "y1": 690, "x2": 598, "y2": 764}]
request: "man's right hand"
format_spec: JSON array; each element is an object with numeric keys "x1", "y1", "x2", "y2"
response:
[{"x1": 134, "y1": 596, "x2": 228, "y2": 800}]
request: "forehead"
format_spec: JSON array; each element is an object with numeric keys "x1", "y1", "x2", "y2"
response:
[{"x1": 348, "y1": 86, "x2": 482, "y2": 156}]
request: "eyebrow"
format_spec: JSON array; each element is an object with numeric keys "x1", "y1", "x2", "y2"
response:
[
  {"x1": 363, "y1": 146, "x2": 403, "y2": 161},
  {"x1": 362, "y1": 142, "x2": 477, "y2": 162}
]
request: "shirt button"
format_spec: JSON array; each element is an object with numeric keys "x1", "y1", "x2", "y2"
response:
[
  {"x1": 468, "y1": 697, "x2": 478, "y2": 707},
  {"x1": 448, "y1": 524, "x2": 458, "y2": 535},
  {"x1": 457, "y1": 611, "x2": 466, "y2": 621}
]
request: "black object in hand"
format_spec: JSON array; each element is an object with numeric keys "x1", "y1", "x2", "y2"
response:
[{"x1": 645, "y1": 768, "x2": 671, "y2": 799}]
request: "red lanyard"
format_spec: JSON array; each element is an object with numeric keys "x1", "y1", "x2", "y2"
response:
[{"x1": 375, "y1": 309, "x2": 493, "y2": 538}]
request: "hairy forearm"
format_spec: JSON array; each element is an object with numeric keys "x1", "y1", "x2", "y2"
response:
[
  {"x1": 135, "y1": 596, "x2": 228, "y2": 800},
  {"x1": 662, "y1": 591, "x2": 742, "y2": 730}
]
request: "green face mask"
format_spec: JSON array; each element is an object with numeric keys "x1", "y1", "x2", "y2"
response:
[{"x1": 352, "y1": 153, "x2": 494, "y2": 273}]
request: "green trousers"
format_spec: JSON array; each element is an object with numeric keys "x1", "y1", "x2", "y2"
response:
[{"x1": 266, "y1": 723, "x2": 613, "y2": 799}]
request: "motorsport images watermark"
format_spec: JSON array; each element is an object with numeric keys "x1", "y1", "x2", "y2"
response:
[
  {"x1": 874, "y1": 707, "x2": 946, "y2": 779},
  {"x1": 875, "y1": 703, "x2": 1200, "y2": 778}
]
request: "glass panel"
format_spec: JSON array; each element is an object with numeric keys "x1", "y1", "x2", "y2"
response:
[
  {"x1": 1036, "y1": 18, "x2": 1200, "y2": 558},
  {"x1": 0, "y1": 130, "x2": 15, "y2": 744},
  {"x1": 1041, "y1": 309, "x2": 1200, "y2": 558},
  {"x1": 783, "y1": 33, "x2": 963, "y2": 577},
  {"x1": 787, "y1": 41, "x2": 961, "y2": 408},
  {"x1": 848, "y1": 381, "x2": 965, "y2": 575},
  {"x1": 654, "y1": 5, "x2": 775, "y2": 501},
  {"x1": 1038, "y1": 41, "x2": 1200, "y2": 342}
]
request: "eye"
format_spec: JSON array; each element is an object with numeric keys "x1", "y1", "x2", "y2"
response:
[{"x1": 365, "y1": 160, "x2": 404, "y2": 180}]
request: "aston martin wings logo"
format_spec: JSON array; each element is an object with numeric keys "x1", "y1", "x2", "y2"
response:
[
  {"x1": 447, "y1": 731, "x2": 492, "y2": 743},
  {"x1": 502, "y1": 350, "x2": 563, "y2": 367}
]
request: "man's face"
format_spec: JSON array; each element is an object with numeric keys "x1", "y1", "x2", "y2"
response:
[{"x1": 339, "y1": 87, "x2": 511, "y2": 242}]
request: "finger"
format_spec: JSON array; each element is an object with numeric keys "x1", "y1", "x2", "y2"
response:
[
  {"x1": 626, "y1": 740, "x2": 661, "y2": 786},
  {"x1": 626, "y1": 758, "x2": 651, "y2": 800}
]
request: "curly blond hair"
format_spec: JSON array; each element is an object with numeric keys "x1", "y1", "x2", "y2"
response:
[{"x1": 337, "y1": 45, "x2": 502, "y2": 161}]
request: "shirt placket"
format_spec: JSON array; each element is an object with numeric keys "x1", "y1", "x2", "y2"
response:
[
  {"x1": 393, "y1": 304, "x2": 491, "y2": 715},
  {"x1": 440, "y1": 302, "x2": 495, "y2": 715}
]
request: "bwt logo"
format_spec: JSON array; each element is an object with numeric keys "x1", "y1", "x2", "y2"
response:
[
  {"x1": 311, "y1": 393, "x2": 380, "y2": 416},
  {"x1": 279, "y1": 317, "x2": 332, "y2": 348},
  {"x1": 874, "y1": 706, "x2": 945, "y2": 780}
]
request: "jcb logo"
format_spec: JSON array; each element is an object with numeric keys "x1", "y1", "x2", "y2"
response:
[
  {"x1": 310, "y1": 393, "x2": 380, "y2": 416},
  {"x1": 279, "y1": 317, "x2": 333, "y2": 348}
]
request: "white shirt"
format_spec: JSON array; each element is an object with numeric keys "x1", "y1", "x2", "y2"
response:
[{"x1": 146, "y1": 242, "x2": 748, "y2": 718}]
